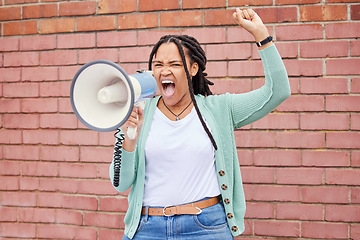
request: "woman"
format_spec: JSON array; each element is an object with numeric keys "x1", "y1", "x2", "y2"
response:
[{"x1": 110, "y1": 8, "x2": 291, "y2": 239}]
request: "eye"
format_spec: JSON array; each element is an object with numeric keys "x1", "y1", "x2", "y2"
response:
[{"x1": 171, "y1": 63, "x2": 182, "y2": 67}]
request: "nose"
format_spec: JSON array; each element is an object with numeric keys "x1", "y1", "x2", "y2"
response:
[{"x1": 160, "y1": 66, "x2": 171, "y2": 76}]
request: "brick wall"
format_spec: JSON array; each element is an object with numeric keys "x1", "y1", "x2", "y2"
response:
[{"x1": 0, "y1": 0, "x2": 359, "y2": 239}]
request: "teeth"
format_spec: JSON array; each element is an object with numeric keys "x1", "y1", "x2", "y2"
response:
[{"x1": 162, "y1": 80, "x2": 174, "y2": 84}]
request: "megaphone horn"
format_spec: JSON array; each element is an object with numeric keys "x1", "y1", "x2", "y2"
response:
[{"x1": 70, "y1": 60, "x2": 157, "y2": 138}]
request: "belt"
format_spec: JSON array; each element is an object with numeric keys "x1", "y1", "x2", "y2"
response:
[{"x1": 141, "y1": 196, "x2": 220, "y2": 217}]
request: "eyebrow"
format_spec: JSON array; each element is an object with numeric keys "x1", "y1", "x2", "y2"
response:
[{"x1": 153, "y1": 60, "x2": 183, "y2": 64}]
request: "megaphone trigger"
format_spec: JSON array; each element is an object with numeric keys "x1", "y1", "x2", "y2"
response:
[{"x1": 126, "y1": 101, "x2": 146, "y2": 139}]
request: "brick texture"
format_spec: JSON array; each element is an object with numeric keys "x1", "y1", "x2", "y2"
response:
[{"x1": 0, "y1": 1, "x2": 359, "y2": 240}]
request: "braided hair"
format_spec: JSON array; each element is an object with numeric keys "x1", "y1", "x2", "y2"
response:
[{"x1": 148, "y1": 35, "x2": 218, "y2": 150}]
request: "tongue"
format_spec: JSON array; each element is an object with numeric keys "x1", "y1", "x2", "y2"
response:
[{"x1": 163, "y1": 83, "x2": 175, "y2": 97}]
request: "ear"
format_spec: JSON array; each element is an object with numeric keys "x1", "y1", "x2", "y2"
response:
[{"x1": 190, "y1": 62, "x2": 199, "y2": 77}]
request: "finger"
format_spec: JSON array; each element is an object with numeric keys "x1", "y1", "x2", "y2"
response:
[{"x1": 243, "y1": 9, "x2": 251, "y2": 20}]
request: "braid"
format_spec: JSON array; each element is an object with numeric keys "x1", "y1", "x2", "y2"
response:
[{"x1": 149, "y1": 34, "x2": 218, "y2": 150}]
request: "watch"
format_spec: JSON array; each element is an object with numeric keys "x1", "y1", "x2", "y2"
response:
[{"x1": 256, "y1": 36, "x2": 273, "y2": 47}]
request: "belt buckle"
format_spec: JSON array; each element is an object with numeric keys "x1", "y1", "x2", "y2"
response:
[{"x1": 163, "y1": 206, "x2": 175, "y2": 217}]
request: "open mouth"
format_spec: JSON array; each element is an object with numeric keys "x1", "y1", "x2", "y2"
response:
[{"x1": 162, "y1": 80, "x2": 175, "y2": 97}]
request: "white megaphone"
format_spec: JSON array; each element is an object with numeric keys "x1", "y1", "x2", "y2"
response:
[{"x1": 70, "y1": 59, "x2": 157, "y2": 138}]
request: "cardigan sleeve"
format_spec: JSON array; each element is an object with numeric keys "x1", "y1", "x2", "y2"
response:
[
  {"x1": 230, "y1": 44, "x2": 291, "y2": 129},
  {"x1": 109, "y1": 128, "x2": 137, "y2": 192}
]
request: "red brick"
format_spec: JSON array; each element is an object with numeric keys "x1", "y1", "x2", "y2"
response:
[
  {"x1": 97, "y1": 31, "x2": 136, "y2": 47},
  {"x1": 18, "y1": 208, "x2": 56, "y2": 223},
  {"x1": 254, "y1": 220, "x2": 300, "y2": 237},
  {"x1": 300, "y1": 77, "x2": 348, "y2": 94},
  {"x1": 184, "y1": 0, "x2": 226, "y2": 8},
  {"x1": 39, "y1": 178, "x2": 79, "y2": 193},
  {"x1": 300, "y1": 113, "x2": 349, "y2": 131},
  {"x1": 253, "y1": 42, "x2": 298, "y2": 60},
  {"x1": 277, "y1": 168, "x2": 324, "y2": 185},
  {"x1": 300, "y1": 5, "x2": 347, "y2": 22},
  {"x1": 276, "y1": 0, "x2": 321, "y2": 4},
  {"x1": 21, "y1": 98, "x2": 58, "y2": 113},
  {"x1": 99, "y1": 197, "x2": 128, "y2": 212},
  {"x1": 327, "y1": 58, "x2": 360, "y2": 75},
  {"x1": 59, "y1": 65, "x2": 80, "y2": 81},
  {"x1": 0, "y1": 129, "x2": 21, "y2": 144},
  {"x1": 139, "y1": 0, "x2": 180, "y2": 11},
  {"x1": 58, "y1": 33, "x2": 96, "y2": 49},
  {"x1": 0, "y1": 6, "x2": 21, "y2": 21},
  {"x1": 22, "y1": 66, "x2": 58, "y2": 82},
  {"x1": 0, "y1": 207, "x2": 18, "y2": 222},
  {"x1": 326, "y1": 168, "x2": 360, "y2": 185},
  {"x1": 37, "y1": 193, "x2": 98, "y2": 210},
  {"x1": 206, "y1": 43, "x2": 251, "y2": 61},
  {"x1": 0, "y1": 37, "x2": 19, "y2": 51},
  {"x1": 227, "y1": 26, "x2": 254, "y2": 43},
  {"x1": 277, "y1": 203, "x2": 323, "y2": 220},
  {"x1": 229, "y1": 60, "x2": 264, "y2": 77},
  {"x1": 251, "y1": 113, "x2": 299, "y2": 130},
  {"x1": 99, "y1": 229, "x2": 125, "y2": 239},
  {"x1": 23, "y1": 130, "x2": 58, "y2": 145},
  {"x1": 59, "y1": 98, "x2": 74, "y2": 113},
  {"x1": 160, "y1": 10, "x2": 203, "y2": 27},
  {"x1": 119, "y1": 46, "x2": 152, "y2": 63},
  {"x1": 59, "y1": 1, "x2": 96, "y2": 16},
  {"x1": 0, "y1": 176, "x2": 19, "y2": 190},
  {"x1": 118, "y1": 12, "x2": 158, "y2": 30},
  {"x1": 4, "y1": 114, "x2": 39, "y2": 129},
  {"x1": 351, "y1": 4, "x2": 360, "y2": 20},
  {"x1": 326, "y1": 22, "x2": 360, "y2": 39},
  {"x1": 40, "y1": 50, "x2": 77, "y2": 66},
  {"x1": 326, "y1": 95, "x2": 360, "y2": 111},
  {"x1": 326, "y1": 205, "x2": 360, "y2": 222},
  {"x1": 302, "y1": 222, "x2": 348, "y2": 239},
  {"x1": 80, "y1": 147, "x2": 113, "y2": 163},
  {"x1": 351, "y1": 224, "x2": 360, "y2": 240},
  {"x1": 183, "y1": 27, "x2": 227, "y2": 44},
  {"x1": 257, "y1": 7, "x2": 298, "y2": 24},
  {"x1": 4, "y1": 145, "x2": 40, "y2": 161},
  {"x1": 351, "y1": 188, "x2": 360, "y2": 203},
  {"x1": 245, "y1": 202, "x2": 274, "y2": 219},
  {"x1": 138, "y1": 29, "x2": 181, "y2": 46},
  {"x1": 0, "y1": 160, "x2": 20, "y2": 175},
  {"x1": 22, "y1": 161, "x2": 58, "y2": 177},
  {"x1": 300, "y1": 41, "x2": 348, "y2": 58},
  {"x1": 254, "y1": 149, "x2": 301, "y2": 166},
  {"x1": 1, "y1": 192, "x2": 37, "y2": 207},
  {"x1": 241, "y1": 167, "x2": 275, "y2": 184},
  {"x1": 20, "y1": 35, "x2": 56, "y2": 51},
  {"x1": 229, "y1": 0, "x2": 273, "y2": 6},
  {"x1": 40, "y1": 81, "x2": 70, "y2": 97},
  {"x1": 23, "y1": 4, "x2": 57, "y2": 19},
  {"x1": 204, "y1": 9, "x2": 236, "y2": 26},
  {"x1": 78, "y1": 15, "x2": 116, "y2": 31},
  {"x1": 327, "y1": 132, "x2": 360, "y2": 149},
  {"x1": 4, "y1": 0, "x2": 37, "y2": 3},
  {"x1": 351, "y1": 41, "x2": 360, "y2": 57},
  {"x1": 302, "y1": 186, "x2": 349, "y2": 204},
  {"x1": 40, "y1": 146, "x2": 78, "y2": 162},
  {"x1": 0, "y1": 223, "x2": 36, "y2": 238},
  {"x1": 283, "y1": 59, "x2": 323, "y2": 76},
  {"x1": 276, "y1": 24, "x2": 323, "y2": 41},
  {"x1": 277, "y1": 95, "x2": 324, "y2": 112},
  {"x1": 351, "y1": 78, "x2": 360, "y2": 93},
  {"x1": 277, "y1": 131, "x2": 325, "y2": 149},
  {"x1": 3, "y1": 20, "x2": 37, "y2": 36},
  {"x1": 303, "y1": 150, "x2": 350, "y2": 167},
  {"x1": 211, "y1": 78, "x2": 251, "y2": 94},
  {"x1": 40, "y1": 113, "x2": 78, "y2": 129},
  {"x1": 351, "y1": 114, "x2": 360, "y2": 130},
  {"x1": 37, "y1": 224, "x2": 97, "y2": 239},
  {"x1": 60, "y1": 130, "x2": 99, "y2": 145},
  {"x1": 39, "y1": 18, "x2": 76, "y2": 34},
  {"x1": 98, "y1": 0, "x2": 137, "y2": 14},
  {"x1": 253, "y1": 185, "x2": 300, "y2": 202},
  {"x1": 0, "y1": 99, "x2": 21, "y2": 113},
  {"x1": 19, "y1": 177, "x2": 40, "y2": 191},
  {"x1": 55, "y1": 209, "x2": 83, "y2": 225},
  {"x1": 0, "y1": 68, "x2": 21, "y2": 82},
  {"x1": 84, "y1": 211, "x2": 120, "y2": 228},
  {"x1": 4, "y1": 52, "x2": 39, "y2": 67},
  {"x1": 235, "y1": 131, "x2": 276, "y2": 148},
  {"x1": 79, "y1": 48, "x2": 118, "y2": 64},
  {"x1": 59, "y1": 163, "x2": 98, "y2": 179}
]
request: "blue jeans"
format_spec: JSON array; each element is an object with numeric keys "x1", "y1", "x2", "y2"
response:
[{"x1": 122, "y1": 201, "x2": 234, "y2": 240}]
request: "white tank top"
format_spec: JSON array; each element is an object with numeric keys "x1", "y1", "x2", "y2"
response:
[{"x1": 143, "y1": 107, "x2": 221, "y2": 207}]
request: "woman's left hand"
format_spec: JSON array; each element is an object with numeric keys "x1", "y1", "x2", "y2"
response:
[{"x1": 233, "y1": 8, "x2": 271, "y2": 45}]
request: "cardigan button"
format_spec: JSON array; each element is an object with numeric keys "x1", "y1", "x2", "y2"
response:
[
  {"x1": 219, "y1": 170, "x2": 225, "y2": 176},
  {"x1": 227, "y1": 213, "x2": 233, "y2": 219},
  {"x1": 224, "y1": 198, "x2": 230, "y2": 204},
  {"x1": 221, "y1": 184, "x2": 227, "y2": 190},
  {"x1": 231, "y1": 226, "x2": 238, "y2": 232}
]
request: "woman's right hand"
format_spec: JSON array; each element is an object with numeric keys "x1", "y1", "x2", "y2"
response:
[{"x1": 121, "y1": 106, "x2": 144, "y2": 152}]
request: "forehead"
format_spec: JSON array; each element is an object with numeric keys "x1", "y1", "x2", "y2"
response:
[{"x1": 154, "y1": 42, "x2": 185, "y2": 61}]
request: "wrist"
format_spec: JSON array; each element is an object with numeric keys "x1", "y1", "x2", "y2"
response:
[{"x1": 256, "y1": 36, "x2": 273, "y2": 47}]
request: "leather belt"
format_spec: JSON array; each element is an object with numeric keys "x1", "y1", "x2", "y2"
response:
[{"x1": 141, "y1": 196, "x2": 220, "y2": 217}]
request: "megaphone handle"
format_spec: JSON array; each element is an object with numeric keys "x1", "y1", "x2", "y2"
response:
[{"x1": 126, "y1": 101, "x2": 146, "y2": 139}]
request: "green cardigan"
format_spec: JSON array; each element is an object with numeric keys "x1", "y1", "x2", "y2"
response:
[{"x1": 110, "y1": 44, "x2": 291, "y2": 239}]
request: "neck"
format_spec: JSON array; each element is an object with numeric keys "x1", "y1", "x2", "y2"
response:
[{"x1": 159, "y1": 96, "x2": 193, "y2": 121}]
